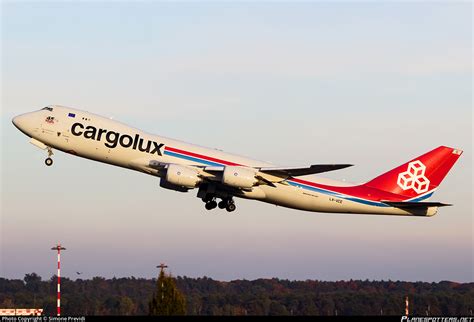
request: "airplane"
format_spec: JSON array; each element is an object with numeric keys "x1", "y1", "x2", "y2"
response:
[{"x1": 12, "y1": 105, "x2": 463, "y2": 216}]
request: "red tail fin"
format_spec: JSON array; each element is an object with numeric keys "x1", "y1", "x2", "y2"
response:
[{"x1": 364, "y1": 146, "x2": 462, "y2": 199}]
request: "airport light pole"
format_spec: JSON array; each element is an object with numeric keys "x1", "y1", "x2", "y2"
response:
[
  {"x1": 157, "y1": 263, "x2": 168, "y2": 272},
  {"x1": 156, "y1": 263, "x2": 168, "y2": 300},
  {"x1": 51, "y1": 243, "x2": 66, "y2": 316}
]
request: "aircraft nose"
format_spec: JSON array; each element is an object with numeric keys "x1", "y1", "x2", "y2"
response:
[
  {"x1": 12, "y1": 115, "x2": 22, "y2": 129},
  {"x1": 12, "y1": 114, "x2": 28, "y2": 131}
]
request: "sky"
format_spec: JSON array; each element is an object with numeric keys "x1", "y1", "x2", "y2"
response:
[{"x1": 1, "y1": 2, "x2": 472, "y2": 283}]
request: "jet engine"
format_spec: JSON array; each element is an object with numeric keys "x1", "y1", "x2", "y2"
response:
[
  {"x1": 222, "y1": 166, "x2": 258, "y2": 189},
  {"x1": 165, "y1": 164, "x2": 201, "y2": 188},
  {"x1": 159, "y1": 179, "x2": 189, "y2": 192}
]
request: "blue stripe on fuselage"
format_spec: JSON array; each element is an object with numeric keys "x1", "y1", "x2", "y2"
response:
[
  {"x1": 407, "y1": 191, "x2": 434, "y2": 202},
  {"x1": 287, "y1": 180, "x2": 341, "y2": 197},
  {"x1": 286, "y1": 180, "x2": 389, "y2": 207}
]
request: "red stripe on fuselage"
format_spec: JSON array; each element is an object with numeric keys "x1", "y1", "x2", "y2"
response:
[{"x1": 165, "y1": 146, "x2": 241, "y2": 166}]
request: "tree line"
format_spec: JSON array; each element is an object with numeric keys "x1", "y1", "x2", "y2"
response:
[{"x1": 0, "y1": 273, "x2": 472, "y2": 315}]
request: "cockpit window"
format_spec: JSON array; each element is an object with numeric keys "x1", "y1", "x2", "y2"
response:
[{"x1": 42, "y1": 107, "x2": 53, "y2": 111}]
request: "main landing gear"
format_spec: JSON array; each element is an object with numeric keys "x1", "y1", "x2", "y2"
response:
[
  {"x1": 203, "y1": 195, "x2": 236, "y2": 212},
  {"x1": 45, "y1": 147, "x2": 54, "y2": 166}
]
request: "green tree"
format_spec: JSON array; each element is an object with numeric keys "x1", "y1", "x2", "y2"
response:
[
  {"x1": 119, "y1": 296, "x2": 135, "y2": 315},
  {"x1": 149, "y1": 270, "x2": 186, "y2": 315},
  {"x1": 24, "y1": 273, "x2": 42, "y2": 292}
]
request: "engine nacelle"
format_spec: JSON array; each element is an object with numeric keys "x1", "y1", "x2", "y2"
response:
[
  {"x1": 222, "y1": 166, "x2": 258, "y2": 189},
  {"x1": 159, "y1": 179, "x2": 189, "y2": 193},
  {"x1": 165, "y1": 164, "x2": 201, "y2": 188}
]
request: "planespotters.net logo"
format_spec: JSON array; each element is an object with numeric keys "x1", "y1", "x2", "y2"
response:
[
  {"x1": 401, "y1": 317, "x2": 474, "y2": 322},
  {"x1": 397, "y1": 160, "x2": 430, "y2": 194}
]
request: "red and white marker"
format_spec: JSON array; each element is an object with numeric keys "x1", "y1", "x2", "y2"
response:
[
  {"x1": 51, "y1": 243, "x2": 66, "y2": 316},
  {"x1": 405, "y1": 296, "x2": 409, "y2": 315}
]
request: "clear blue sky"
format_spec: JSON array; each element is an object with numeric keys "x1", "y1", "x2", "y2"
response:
[{"x1": 1, "y1": 2, "x2": 472, "y2": 282}]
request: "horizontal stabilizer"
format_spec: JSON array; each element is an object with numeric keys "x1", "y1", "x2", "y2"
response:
[
  {"x1": 259, "y1": 164, "x2": 353, "y2": 177},
  {"x1": 382, "y1": 201, "x2": 452, "y2": 209}
]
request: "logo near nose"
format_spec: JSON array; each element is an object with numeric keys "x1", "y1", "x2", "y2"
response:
[{"x1": 45, "y1": 116, "x2": 56, "y2": 124}]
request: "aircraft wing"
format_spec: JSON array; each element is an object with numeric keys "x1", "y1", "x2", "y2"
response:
[
  {"x1": 204, "y1": 164, "x2": 353, "y2": 177},
  {"x1": 131, "y1": 158, "x2": 353, "y2": 187},
  {"x1": 201, "y1": 164, "x2": 353, "y2": 187},
  {"x1": 258, "y1": 164, "x2": 353, "y2": 177}
]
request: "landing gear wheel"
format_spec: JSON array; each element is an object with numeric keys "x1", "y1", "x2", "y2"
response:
[
  {"x1": 226, "y1": 202, "x2": 236, "y2": 212},
  {"x1": 218, "y1": 201, "x2": 227, "y2": 209},
  {"x1": 45, "y1": 157, "x2": 53, "y2": 166},
  {"x1": 205, "y1": 200, "x2": 217, "y2": 210},
  {"x1": 202, "y1": 194, "x2": 213, "y2": 203}
]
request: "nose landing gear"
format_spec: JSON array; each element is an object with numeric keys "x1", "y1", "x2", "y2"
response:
[{"x1": 45, "y1": 147, "x2": 54, "y2": 166}]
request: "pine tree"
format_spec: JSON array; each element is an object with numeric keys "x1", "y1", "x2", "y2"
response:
[{"x1": 149, "y1": 269, "x2": 186, "y2": 315}]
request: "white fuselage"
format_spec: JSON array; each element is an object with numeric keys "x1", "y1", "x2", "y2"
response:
[{"x1": 12, "y1": 105, "x2": 437, "y2": 216}]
